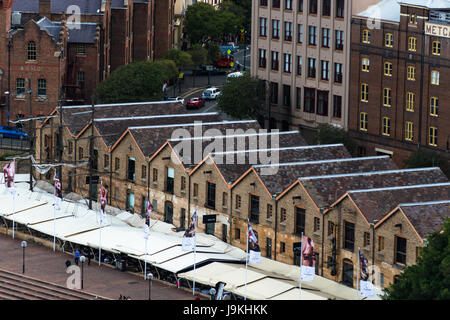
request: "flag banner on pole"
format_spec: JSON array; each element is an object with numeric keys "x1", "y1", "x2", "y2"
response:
[
  {"x1": 143, "y1": 223, "x2": 150, "y2": 240},
  {"x1": 146, "y1": 199, "x2": 153, "y2": 217},
  {"x1": 3, "y1": 160, "x2": 15, "y2": 194},
  {"x1": 99, "y1": 182, "x2": 108, "y2": 226},
  {"x1": 300, "y1": 235, "x2": 315, "y2": 282},
  {"x1": 248, "y1": 223, "x2": 261, "y2": 264},
  {"x1": 359, "y1": 251, "x2": 374, "y2": 297},
  {"x1": 182, "y1": 211, "x2": 197, "y2": 251},
  {"x1": 53, "y1": 170, "x2": 62, "y2": 210}
]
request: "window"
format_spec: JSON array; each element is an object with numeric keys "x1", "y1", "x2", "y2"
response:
[
  {"x1": 309, "y1": 26, "x2": 317, "y2": 45},
  {"x1": 284, "y1": 53, "x2": 292, "y2": 73},
  {"x1": 395, "y1": 236, "x2": 407, "y2": 264},
  {"x1": 407, "y1": 66, "x2": 415, "y2": 80},
  {"x1": 141, "y1": 165, "x2": 146, "y2": 180},
  {"x1": 298, "y1": 0, "x2": 303, "y2": 11},
  {"x1": 235, "y1": 194, "x2": 241, "y2": 209},
  {"x1": 76, "y1": 44, "x2": 86, "y2": 56},
  {"x1": 267, "y1": 204, "x2": 273, "y2": 219},
  {"x1": 266, "y1": 238, "x2": 272, "y2": 259},
  {"x1": 430, "y1": 97, "x2": 438, "y2": 116},
  {"x1": 280, "y1": 242, "x2": 286, "y2": 253},
  {"x1": 296, "y1": 87, "x2": 302, "y2": 109},
  {"x1": 152, "y1": 168, "x2": 158, "y2": 182},
  {"x1": 382, "y1": 117, "x2": 391, "y2": 136},
  {"x1": 385, "y1": 33, "x2": 393, "y2": 47},
  {"x1": 295, "y1": 207, "x2": 305, "y2": 235},
  {"x1": 181, "y1": 176, "x2": 186, "y2": 191},
  {"x1": 405, "y1": 121, "x2": 414, "y2": 141},
  {"x1": 429, "y1": 127, "x2": 437, "y2": 146},
  {"x1": 193, "y1": 183, "x2": 199, "y2": 197},
  {"x1": 321, "y1": 60, "x2": 329, "y2": 80},
  {"x1": 336, "y1": 0, "x2": 344, "y2": 18},
  {"x1": 27, "y1": 41, "x2": 36, "y2": 60},
  {"x1": 383, "y1": 88, "x2": 391, "y2": 107},
  {"x1": 271, "y1": 51, "x2": 279, "y2": 70},
  {"x1": 334, "y1": 63, "x2": 343, "y2": 83},
  {"x1": 431, "y1": 70, "x2": 439, "y2": 85},
  {"x1": 406, "y1": 92, "x2": 415, "y2": 111},
  {"x1": 432, "y1": 41, "x2": 440, "y2": 55},
  {"x1": 408, "y1": 37, "x2": 416, "y2": 51},
  {"x1": 207, "y1": 181, "x2": 216, "y2": 209},
  {"x1": 362, "y1": 29, "x2": 370, "y2": 43},
  {"x1": 384, "y1": 62, "x2": 392, "y2": 76},
  {"x1": 321, "y1": 28, "x2": 330, "y2": 47},
  {"x1": 77, "y1": 71, "x2": 85, "y2": 89},
  {"x1": 379, "y1": 273, "x2": 384, "y2": 287},
  {"x1": 270, "y1": 82, "x2": 278, "y2": 103},
  {"x1": 344, "y1": 221, "x2": 355, "y2": 251},
  {"x1": 284, "y1": 22, "x2": 293, "y2": 41},
  {"x1": 333, "y1": 95, "x2": 342, "y2": 118},
  {"x1": 285, "y1": 0, "x2": 292, "y2": 9},
  {"x1": 272, "y1": 19, "x2": 280, "y2": 39},
  {"x1": 79, "y1": 147, "x2": 84, "y2": 160},
  {"x1": 327, "y1": 221, "x2": 335, "y2": 236},
  {"x1": 360, "y1": 83, "x2": 368, "y2": 102},
  {"x1": 309, "y1": 0, "x2": 317, "y2": 14},
  {"x1": 259, "y1": 49, "x2": 266, "y2": 68},
  {"x1": 335, "y1": 30, "x2": 344, "y2": 50},
  {"x1": 250, "y1": 195, "x2": 259, "y2": 223},
  {"x1": 363, "y1": 232, "x2": 370, "y2": 247},
  {"x1": 280, "y1": 208, "x2": 287, "y2": 222},
  {"x1": 37, "y1": 79, "x2": 47, "y2": 97},
  {"x1": 308, "y1": 57, "x2": 316, "y2": 78},
  {"x1": 297, "y1": 56, "x2": 302, "y2": 75},
  {"x1": 165, "y1": 167, "x2": 174, "y2": 193},
  {"x1": 259, "y1": 18, "x2": 267, "y2": 37},
  {"x1": 361, "y1": 58, "x2": 370, "y2": 72},
  {"x1": 103, "y1": 154, "x2": 108, "y2": 167},
  {"x1": 273, "y1": 0, "x2": 280, "y2": 8},
  {"x1": 409, "y1": 13, "x2": 417, "y2": 24},
  {"x1": 16, "y1": 78, "x2": 25, "y2": 97},
  {"x1": 298, "y1": 24, "x2": 303, "y2": 43},
  {"x1": 360, "y1": 112, "x2": 368, "y2": 131},
  {"x1": 235, "y1": 228, "x2": 240, "y2": 240},
  {"x1": 127, "y1": 157, "x2": 136, "y2": 182},
  {"x1": 313, "y1": 217, "x2": 320, "y2": 232},
  {"x1": 222, "y1": 192, "x2": 227, "y2": 207},
  {"x1": 260, "y1": 0, "x2": 268, "y2": 5},
  {"x1": 378, "y1": 236, "x2": 385, "y2": 251},
  {"x1": 322, "y1": 0, "x2": 330, "y2": 16},
  {"x1": 317, "y1": 90, "x2": 328, "y2": 116},
  {"x1": 304, "y1": 87, "x2": 315, "y2": 113},
  {"x1": 283, "y1": 84, "x2": 291, "y2": 106}
]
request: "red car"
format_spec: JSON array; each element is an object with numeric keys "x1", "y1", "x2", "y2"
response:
[{"x1": 185, "y1": 97, "x2": 205, "y2": 109}]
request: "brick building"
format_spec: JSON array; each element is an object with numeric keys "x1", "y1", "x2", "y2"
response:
[
  {"x1": 0, "y1": 0, "x2": 174, "y2": 125},
  {"x1": 349, "y1": 0, "x2": 450, "y2": 168}
]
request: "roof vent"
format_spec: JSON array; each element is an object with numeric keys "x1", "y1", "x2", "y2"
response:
[{"x1": 11, "y1": 12, "x2": 21, "y2": 26}]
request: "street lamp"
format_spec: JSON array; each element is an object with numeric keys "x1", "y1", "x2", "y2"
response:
[
  {"x1": 21, "y1": 241, "x2": 27, "y2": 274},
  {"x1": 147, "y1": 272, "x2": 154, "y2": 300},
  {"x1": 80, "y1": 255, "x2": 86, "y2": 289}
]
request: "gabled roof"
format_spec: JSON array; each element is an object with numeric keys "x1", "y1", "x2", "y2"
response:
[
  {"x1": 298, "y1": 167, "x2": 448, "y2": 209},
  {"x1": 376, "y1": 200, "x2": 450, "y2": 240},
  {"x1": 337, "y1": 183, "x2": 450, "y2": 225},
  {"x1": 36, "y1": 17, "x2": 61, "y2": 42},
  {"x1": 12, "y1": 0, "x2": 104, "y2": 14}
]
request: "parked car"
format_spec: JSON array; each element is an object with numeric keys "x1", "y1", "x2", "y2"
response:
[
  {"x1": 226, "y1": 71, "x2": 243, "y2": 79},
  {"x1": 185, "y1": 97, "x2": 205, "y2": 109},
  {"x1": 168, "y1": 96, "x2": 185, "y2": 104},
  {"x1": 202, "y1": 87, "x2": 221, "y2": 100},
  {"x1": 0, "y1": 126, "x2": 28, "y2": 139}
]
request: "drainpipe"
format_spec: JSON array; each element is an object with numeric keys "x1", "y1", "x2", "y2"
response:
[
  {"x1": 273, "y1": 194, "x2": 278, "y2": 261},
  {"x1": 228, "y1": 182, "x2": 233, "y2": 244},
  {"x1": 321, "y1": 207, "x2": 325, "y2": 276},
  {"x1": 109, "y1": 149, "x2": 113, "y2": 205},
  {"x1": 187, "y1": 172, "x2": 191, "y2": 225}
]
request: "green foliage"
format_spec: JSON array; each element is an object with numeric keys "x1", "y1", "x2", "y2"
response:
[
  {"x1": 382, "y1": 219, "x2": 450, "y2": 300},
  {"x1": 184, "y1": 2, "x2": 218, "y2": 43},
  {"x1": 154, "y1": 59, "x2": 179, "y2": 81},
  {"x1": 165, "y1": 49, "x2": 193, "y2": 69},
  {"x1": 315, "y1": 125, "x2": 357, "y2": 155},
  {"x1": 216, "y1": 74, "x2": 263, "y2": 119},
  {"x1": 0, "y1": 152, "x2": 21, "y2": 161},
  {"x1": 189, "y1": 44, "x2": 208, "y2": 67},
  {"x1": 207, "y1": 43, "x2": 221, "y2": 65},
  {"x1": 405, "y1": 149, "x2": 450, "y2": 178},
  {"x1": 95, "y1": 61, "x2": 164, "y2": 103},
  {"x1": 219, "y1": 0, "x2": 250, "y2": 33}
]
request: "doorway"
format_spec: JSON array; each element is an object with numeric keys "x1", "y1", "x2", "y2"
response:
[
  {"x1": 342, "y1": 259, "x2": 354, "y2": 288},
  {"x1": 164, "y1": 201, "x2": 173, "y2": 224}
]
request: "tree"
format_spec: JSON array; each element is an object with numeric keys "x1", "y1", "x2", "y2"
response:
[
  {"x1": 184, "y1": 2, "x2": 217, "y2": 43},
  {"x1": 165, "y1": 49, "x2": 193, "y2": 69},
  {"x1": 315, "y1": 124, "x2": 357, "y2": 155},
  {"x1": 154, "y1": 59, "x2": 179, "y2": 81},
  {"x1": 382, "y1": 218, "x2": 450, "y2": 300},
  {"x1": 189, "y1": 44, "x2": 208, "y2": 68},
  {"x1": 219, "y1": 0, "x2": 251, "y2": 34},
  {"x1": 95, "y1": 61, "x2": 165, "y2": 103},
  {"x1": 207, "y1": 43, "x2": 221, "y2": 65},
  {"x1": 216, "y1": 73, "x2": 263, "y2": 119},
  {"x1": 405, "y1": 149, "x2": 450, "y2": 178}
]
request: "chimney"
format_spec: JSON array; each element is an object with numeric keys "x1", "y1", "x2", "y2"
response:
[
  {"x1": 39, "y1": 0, "x2": 51, "y2": 18},
  {"x1": 1, "y1": 0, "x2": 14, "y2": 33}
]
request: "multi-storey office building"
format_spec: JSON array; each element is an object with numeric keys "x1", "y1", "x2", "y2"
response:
[
  {"x1": 250, "y1": 0, "x2": 357, "y2": 136},
  {"x1": 349, "y1": 0, "x2": 450, "y2": 167}
]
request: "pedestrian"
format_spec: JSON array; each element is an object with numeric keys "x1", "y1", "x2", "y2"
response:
[
  {"x1": 87, "y1": 250, "x2": 91, "y2": 265},
  {"x1": 74, "y1": 248, "x2": 80, "y2": 265},
  {"x1": 195, "y1": 294, "x2": 200, "y2": 301}
]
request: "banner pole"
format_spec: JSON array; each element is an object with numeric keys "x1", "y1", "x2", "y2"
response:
[
  {"x1": 12, "y1": 191, "x2": 15, "y2": 239},
  {"x1": 193, "y1": 216, "x2": 197, "y2": 296},
  {"x1": 53, "y1": 204, "x2": 56, "y2": 251},
  {"x1": 299, "y1": 232, "x2": 303, "y2": 300},
  {"x1": 356, "y1": 247, "x2": 360, "y2": 300},
  {"x1": 245, "y1": 219, "x2": 249, "y2": 300}
]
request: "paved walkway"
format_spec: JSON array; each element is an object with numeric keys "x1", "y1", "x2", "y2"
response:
[{"x1": 0, "y1": 232, "x2": 203, "y2": 300}]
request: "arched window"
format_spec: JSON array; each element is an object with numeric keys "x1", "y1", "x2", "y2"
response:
[{"x1": 27, "y1": 41, "x2": 36, "y2": 61}]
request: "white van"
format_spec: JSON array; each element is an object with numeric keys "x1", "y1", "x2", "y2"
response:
[{"x1": 202, "y1": 87, "x2": 221, "y2": 100}]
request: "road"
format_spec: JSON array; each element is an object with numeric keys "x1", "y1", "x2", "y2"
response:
[{"x1": 234, "y1": 46, "x2": 251, "y2": 71}]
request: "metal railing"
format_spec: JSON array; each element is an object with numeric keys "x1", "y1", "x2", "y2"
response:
[{"x1": 0, "y1": 137, "x2": 31, "y2": 151}]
